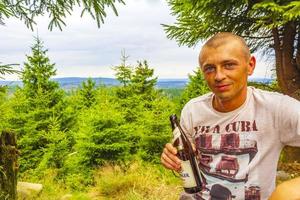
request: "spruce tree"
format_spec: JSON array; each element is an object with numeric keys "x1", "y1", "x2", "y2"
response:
[
  {"x1": 113, "y1": 51, "x2": 132, "y2": 87},
  {"x1": 130, "y1": 60, "x2": 157, "y2": 96},
  {"x1": 22, "y1": 37, "x2": 60, "y2": 103},
  {"x1": 179, "y1": 69, "x2": 209, "y2": 110},
  {"x1": 79, "y1": 78, "x2": 97, "y2": 108},
  {"x1": 10, "y1": 37, "x2": 66, "y2": 172}
]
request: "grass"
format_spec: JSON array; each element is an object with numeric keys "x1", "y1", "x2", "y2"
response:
[
  {"x1": 18, "y1": 161, "x2": 182, "y2": 200},
  {"x1": 18, "y1": 169, "x2": 70, "y2": 200},
  {"x1": 95, "y1": 162, "x2": 181, "y2": 200}
]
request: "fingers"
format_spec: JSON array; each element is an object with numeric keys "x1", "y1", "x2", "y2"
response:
[
  {"x1": 161, "y1": 143, "x2": 181, "y2": 171},
  {"x1": 166, "y1": 143, "x2": 178, "y2": 155}
]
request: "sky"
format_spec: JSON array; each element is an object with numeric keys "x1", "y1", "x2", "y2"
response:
[{"x1": 0, "y1": 0, "x2": 274, "y2": 80}]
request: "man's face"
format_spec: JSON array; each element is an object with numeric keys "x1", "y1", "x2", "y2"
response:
[{"x1": 199, "y1": 40, "x2": 255, "y2": 103}]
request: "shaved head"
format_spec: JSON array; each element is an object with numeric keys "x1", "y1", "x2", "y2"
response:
[{"x1": 199, "y1": 32, "x2": 251, "y2": 65}]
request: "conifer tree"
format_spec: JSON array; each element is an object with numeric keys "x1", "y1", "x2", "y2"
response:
[
  {"x1": 20, "y1": 37, "x2": 64, "y2": 131},
  {"x1": 130, "y1": 60, "x2": 157, "y2": 97},
  {"x1": 113, "y1": 58, "x2": 158, "y2": 122},
  {"x1": 0, "y1": 0, "x2": 125, "y2": 30},
  {"x1": 79, "y1": 78, "x2": 97, "y2": 108},
  {"x1": 22, "y1": 37, "x2": 60, "y2": 102},
  {"x1": 179, "y1": 69, "x2": 209, "y2": 110},
  {"x1": 10, "y1": 37, "x2": 66, "y2": 171},
  {"x1": 113, "y1": 51, "x2": 132, "y2": 87}
]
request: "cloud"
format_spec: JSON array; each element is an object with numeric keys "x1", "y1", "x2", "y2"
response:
[{"x1": 0, "y1": 0, "x2": 271, "y2": 80}]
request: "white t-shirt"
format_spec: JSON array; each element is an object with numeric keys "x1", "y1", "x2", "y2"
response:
[{"x1": 180, "y1": 87, "x2": 300, "y2": 200}]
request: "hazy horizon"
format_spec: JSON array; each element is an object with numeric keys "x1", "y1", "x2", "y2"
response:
[{"x1": 1, "y1": 76, "x2": 273, "y2": 82}]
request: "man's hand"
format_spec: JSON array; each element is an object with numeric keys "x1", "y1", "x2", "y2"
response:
[
  {"x1": 269, "y1": 177, "x2": 300, "y2": 200},
  {"x1": 161, "y1": 143, "x2": 181, "y2": 172}
]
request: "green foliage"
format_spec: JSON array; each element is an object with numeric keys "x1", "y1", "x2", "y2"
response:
[
  {"x1": 138, "y1": 95, "x2": 176, "y2": 162},
  {"x1": 160, "y1": 88, "x2": 184, "y2": 101},
  {"x1": 0, "y1": 0, "x2": 125, "y2": 30},
  {"x1": 179, "y1": 69, "x2": 209, "y2": 111},
  {"x1": 164, "y1": 0, "x2": 251, "y2": 47},
  {"x1": 130, "y1": 60, "x2": 158, "y2": 96},
  {"x1": 37, "y1": 127, "x2": 73, "y2": 170},
  {"x1": 78, "y1": 78, "x2": 97, "y2": 108},
  {"x1": 21, "y1": 37, "x2": 60, "y2": 100},
  {"x1": 248, "y1": 80, "x2": 280, "y2": 92},
  {"x1": 113, "y1": 50, "x2": 132, "y2": 87},
  {"x1": 75, "y1": 87, "x2": 140, "y2": 168},
  {"x1": 114, "y1": 56, "x2": 159, "y2": 123},
  {"x1": 163, "y1": 0, "x2": 300, "y2": 52},
  {"x1": 59, "y1": 89, "x2": 85, "y2": 133},
  {"x1": 251, "y1": 1, "x2": 300, "y2": 27},
  {"x1": 112, "y1": 56, "x2": 177, "y2": 162},
  {"x1": 0, "y1": 63, "x2": 20, "y2": 79},
  {"x1": 0, "y1": 87, "x2": 12, "y2": 131},
  {"x1": 114, "y1": 57, "x2": 158, "y2": 100},
  {"x1": 8, "y1": 37, "x2": 67, "y2": 173},
  {"x1": 0, "y1": 3, "x2": 13, "y2": 24}
]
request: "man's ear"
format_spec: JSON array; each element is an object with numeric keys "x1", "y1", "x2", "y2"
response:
[{"x1": 248, "y1": 56, "x2": 256, "y2": 76}]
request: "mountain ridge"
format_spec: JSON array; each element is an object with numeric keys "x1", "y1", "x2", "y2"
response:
[{"x1": 0, "y1": 77, "x2": 273, "y2": 89}]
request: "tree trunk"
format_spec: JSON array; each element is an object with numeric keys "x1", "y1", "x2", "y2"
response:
[
  {"x1": 272, "y1": 24, "x2": 300, "y2": 163},
  {"x1": 0, "y1": 130, "x2": 18, "y2": 200},
  {"x1": 273, "y1": 23, "x2": 300, "y2": 98}
]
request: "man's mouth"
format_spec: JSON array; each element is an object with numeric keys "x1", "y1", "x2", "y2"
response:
[{"x1": 215, "y1": 84, "x2": 231, "y2": 92}]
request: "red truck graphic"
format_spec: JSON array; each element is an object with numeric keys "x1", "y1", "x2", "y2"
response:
[
  {"x1": 199, "y1": 154, "x2": 213, "y2": 172},
  {"x1": 215, "y1": 156, "x2": 239, "y2": 178},
  {"x1": 245, "y1": 185, "x2": 260, "y2": 200}
]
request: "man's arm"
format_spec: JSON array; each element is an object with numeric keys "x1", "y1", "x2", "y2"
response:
[{"x1": 269, "y1": 177, "x2": 300, "y2": 200}]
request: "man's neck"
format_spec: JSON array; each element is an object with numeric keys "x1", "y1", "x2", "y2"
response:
[{"x1": 213, "y1": 89, "x2": 247, "y2": 113}]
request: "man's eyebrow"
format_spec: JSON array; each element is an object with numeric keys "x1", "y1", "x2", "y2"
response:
[
  {"x1": 202, "y1": 63, "x2": 215, "y2": 68},
  {"x1": 221, "y1": 59, "x2": 238, "y2": 64}
]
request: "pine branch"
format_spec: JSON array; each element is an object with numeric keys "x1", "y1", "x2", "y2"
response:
[{"x1": 0, "y1": 63, "x2": 21, "y2": 79}]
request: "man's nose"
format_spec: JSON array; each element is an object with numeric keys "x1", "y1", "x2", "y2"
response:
[{"x1": 215, "y1": 68, "x2": 226, "y2": 82}]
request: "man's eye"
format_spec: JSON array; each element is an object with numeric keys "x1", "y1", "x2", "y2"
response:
[
  {"x1": 224, "y1": 63, "x2": 235, "y2": 69},
  {"x1": 204, "y1": 66, "x2": 215, "y2": 73}
]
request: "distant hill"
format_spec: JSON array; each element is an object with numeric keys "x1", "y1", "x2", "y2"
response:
[{"x1": 0, "y1": 77, "x2": 273, "y2": 90}]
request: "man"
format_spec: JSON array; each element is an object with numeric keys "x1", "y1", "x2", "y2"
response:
[{"x1": 161, "y1": 32, "x2": 300, "y2": 200}]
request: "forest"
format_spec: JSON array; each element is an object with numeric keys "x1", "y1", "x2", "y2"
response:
[{"x1": 0, "y1": 37, "x2": 202, "y2": 199}]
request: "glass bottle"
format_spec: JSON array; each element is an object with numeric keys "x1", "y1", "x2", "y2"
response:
[{"x1": 170, "y1": 114, "x2": 202, "y2": 194}]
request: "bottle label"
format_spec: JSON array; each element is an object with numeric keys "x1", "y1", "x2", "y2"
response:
[{"x1": 180, "y1": 160, "x2": 197, "y2": 188}]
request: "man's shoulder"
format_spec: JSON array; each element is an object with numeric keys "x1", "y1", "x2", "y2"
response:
[
  {"x1": 181, "y1": 93, "x2": 212, "y2": 116},
  {"x1": 250, "y1": 87, "x2": 300, "y2": 118},
  {"x1": 185, "y1": 92, "x2": 213, "y2": 106},
  {"x1": 250, "y1": 86, "x2": 284, "y2": 100},
  {"x1": 249, "y1": 86, "x2": 300, "y2": 108}
]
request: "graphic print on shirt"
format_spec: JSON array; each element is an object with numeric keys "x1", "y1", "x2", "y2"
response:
[{"x1": 194, "y1": 120, "x2": 260, "y2": 200}]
